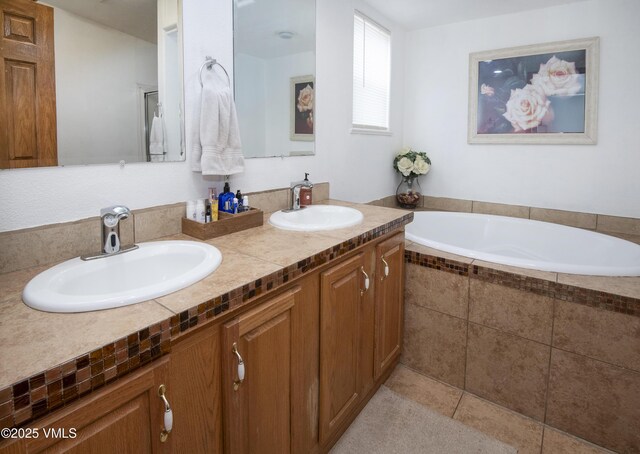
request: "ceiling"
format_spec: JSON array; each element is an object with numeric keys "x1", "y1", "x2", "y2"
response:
[
  {"x1": 44, "y1": 0, "x2": 157, "y2": 43},
  {"x1": 361, "y1": 0, "x2": 591, "y2": 31},
  {"x1": 234, "y1": 0, "x2": 315, "y2": 59}
]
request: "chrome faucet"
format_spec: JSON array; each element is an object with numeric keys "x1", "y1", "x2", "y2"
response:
[
  {"x1": 82, "y1": 205, "x2": 137, "y2": 260},
  {"x1": 288, "y1": 178, "x2": 314, "y2": 211},
  {"x1": 101, "y1": 205, "x2": 131, "y2": 254}
]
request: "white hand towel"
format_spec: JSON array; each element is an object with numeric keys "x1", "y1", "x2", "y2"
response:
[
  {"x1": 191, "y1": 72, "x2": 244, "y2": 175},
  {"x1": 149, "y1": 115, "x2": 165, "y2": 158}
]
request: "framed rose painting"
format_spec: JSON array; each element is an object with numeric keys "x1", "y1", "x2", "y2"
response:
[
  {"x1": 290, "y1": 75, "x2": 315, "y2": 141},
  {"x1": 468, "y1": 37, "x2": 599, "y2": 144}
]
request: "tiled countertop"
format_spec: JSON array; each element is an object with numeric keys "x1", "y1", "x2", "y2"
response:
[{"x1": 0, "y1": 200, "x2": 412, "y2": 427}]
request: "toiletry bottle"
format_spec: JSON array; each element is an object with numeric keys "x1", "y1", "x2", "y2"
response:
[
  {"x1": 205, "y1": 201, "x2": 212, "y2": 223},
  {"x1": 236, "y1": 190, "x2": 243, "y2": 212},
  {"x1": 242, "y1": 195, "x2": 249, "y2": 212},
  {"x1": 196, "y1": 199, "x2": 206, "y2": 223},
  {"x1": 300, "y1": 173, "x2": 313, "y2": 206},
  {"x1": 186, "y1": 200, "x2": 196, "y2": 220},
  {"x1": 211, "y1": 195, "x2": 219, "y2": 221},
  {"x1": 219, "y1": 182, "x2": 234, "y2": 213},
  {"x1": 232, "y1": 197, "x2": 239, "y2": 214}
]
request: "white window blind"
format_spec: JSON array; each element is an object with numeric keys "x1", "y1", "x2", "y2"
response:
[{"x1": 352, "y1": 11, "x2": 391, "y2": 131}]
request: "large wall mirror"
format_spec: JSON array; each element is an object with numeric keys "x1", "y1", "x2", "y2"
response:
[
  {"x1": 234, "y1": 0, "x2": 316, "y2": 158},
  {"x1": 0, "y1": 0, "x2": 184, "y2": 169}
]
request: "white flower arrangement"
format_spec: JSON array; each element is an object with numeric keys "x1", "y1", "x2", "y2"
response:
[{"x1": 393, "y1": 147, "x2": 431, "y2": 178}]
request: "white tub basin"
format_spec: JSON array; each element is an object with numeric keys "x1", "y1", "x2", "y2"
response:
[
  {"x1": 269, "y1": 205, "x2": 364, "y2": 232},
  {"x1": 23, "y1": 241, "x2": 222, "y2": 313}
]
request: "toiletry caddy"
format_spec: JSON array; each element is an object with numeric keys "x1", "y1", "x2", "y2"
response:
[{"x1": 181, "y1": 208, "x2": 263, "y2": 240}]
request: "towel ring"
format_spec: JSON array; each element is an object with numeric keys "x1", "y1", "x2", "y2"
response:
[{"x1": 199, "y1": 56, "x2": 231, "y2": 88}]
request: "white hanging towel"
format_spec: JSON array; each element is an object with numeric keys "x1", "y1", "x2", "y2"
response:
[
  {"x1": 191, "y1": 72, "x2": 244, "y2": 175},
  {"x1": 149, "y1": 115, "x2": 165, "y2": 161}
]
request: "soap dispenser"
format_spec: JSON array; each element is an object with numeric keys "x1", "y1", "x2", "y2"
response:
[{"x1": 300, "y1": 173, "x2": 313, "y2": 207}]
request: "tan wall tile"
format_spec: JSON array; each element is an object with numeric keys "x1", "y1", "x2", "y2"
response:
[
  {"x1": 469, "y1": 280, "x2": 554, "y2": 344},
  {"x1": 382, "y1": 195, "x2": 402, "y2": 208},
  {"x1": 472, "y1": 201, "x2": 529, "y2": 219},
  {"x1": 385, "y1": 365, "x2": 462, "y2": 417},
  {"x1": 401, "y1": 303, "x2": 467, "y2": 388},
  {"x1": 597, "y1": 214, "x2": 640, "y2": 236},
  {"x1": 311, "y1": 182, "x2": 330, "y2": 203},
  {"x1": 0, "y1": 218, "x2": 101, "y2": 274},
  {"x1": 453, "y1": 393, "x2": 543, "y2": 454},
  {"x1": 134, "y1": 203, "x2": 184, "y2": 242},
  {"x1": 466, "y1": 323, "x2": 550, "y2": 421},
  {"x1": 541, "y1": 428, "x2": 612, "y2": 454},
  {"x1": 553, "y1": 301, "x2": 640, "y2": 372},
  {"x1": 546, "y1": 349, "x2": 640, "y2": 453},
  {"x1": 247, "y1": 189, "x2": 290, "y2": 213},
  {"x1": 530, "y1": 208, "x2": 597, "y2": 230},
  {"x1": 405, "y1": 264, "x2": 469, "y2": 319},
  {"x1": 423, "y1": 196, "x2": 472, "y2": 212}
]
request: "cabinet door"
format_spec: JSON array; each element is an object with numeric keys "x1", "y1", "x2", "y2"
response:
[
  {"x1": 21, "y1": 358, "x2": 169, "y2": 454},
  {"x1": 374, "y1": 233, "x2": 405, "y2": 379},
  {"x1": 319, "y1": 253, "x2": 367, "y2": 445},
  {"x1": 168, "y1": 326, "x2": 223, "y2": 453},
  {"x1": 222, "y1": 287, "x2": 299, "y2": 454}
]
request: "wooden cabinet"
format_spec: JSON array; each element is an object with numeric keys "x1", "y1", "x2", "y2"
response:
[
  {"x1": 8, "y1": 358, "x2": 169, "y2": 454},
  {"x1": 221, "y1": 287, "x2": 299, "y2": 454},
  {"x1": 0, "y1": 230, "x2": 405, "y2": 454},
  {"x1": 319, "y1": 233, "x2": 405, "y2": 446},
  {"x1": 374, "y1": 233, "x2": 405, "y2": 379},
  {"x1": 167, "y1": 326, "x2": 223, "y2": 453},
  {"x1": 318, "y1": 253, "x2": 370, "y2": 445}
]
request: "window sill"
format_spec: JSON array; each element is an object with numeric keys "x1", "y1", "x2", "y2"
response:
[{"x1": 350, "y1": 127, "x2": 393, "y2": 136}]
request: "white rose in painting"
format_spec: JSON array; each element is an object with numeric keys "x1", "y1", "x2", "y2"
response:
[
  {"x1": 297, "y1": 84, "x2": 314, "y2": 112},
  {"x1": 396, "y1": 157, "x2": 414, "y2": 176},
  {"x1": 413, "y1": 156, "x2": 430, "y2": 175},
  {"x1": 531, "y1": 56, "x2": 582, "y2": 96},
  {"x1": 503, "y1": 84, "x2": 552, "y2": 132},
  {"x1": 480, "y1": 84, "x2": 495, "y2": 97}
]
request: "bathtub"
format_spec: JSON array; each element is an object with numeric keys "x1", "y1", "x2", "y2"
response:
[{"x1": 405, "y1": 211, "x2": 640, "y2": 276}]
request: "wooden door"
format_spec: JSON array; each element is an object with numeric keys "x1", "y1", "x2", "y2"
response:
[
  {"x1": 319, "y1": 253, "x2": 366, "y2": 444},
  {"x1": 374, "y1": 233, "x2": 405, "y2": 379},
  {"x1": 0, "y1": 0, "x2": 57, "y2": 169},
  {"x1": 222, "y1": 287, "x2": 299, "y2": 454},
  {"x1": 20, "y1": 358, "x2": 169, "y2": 454},
  {"x1": 168, "y1": 326, "x2": 223, "y2": 453}
]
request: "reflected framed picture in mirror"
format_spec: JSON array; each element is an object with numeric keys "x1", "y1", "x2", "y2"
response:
[{"x1": 290, "y1": 75, "x2": 315, "y2": 141}]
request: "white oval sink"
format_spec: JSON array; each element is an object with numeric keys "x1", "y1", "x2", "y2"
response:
[
  {"x1": 23, "y1": 241, "x2": 222, "y2": 313},
  {"x1": 269, "y1": 205, "x2": 364, "y2": 231}
]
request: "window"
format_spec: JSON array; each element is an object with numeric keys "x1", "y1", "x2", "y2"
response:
[{"x1": 352, "y1": 11, "x2": 391, "y2": 133}]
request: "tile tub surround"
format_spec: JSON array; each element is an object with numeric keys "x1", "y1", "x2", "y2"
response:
[
  {"x1": 402, "y1": 242, "x2": 640, "y2": 452},
  {"x1": 368, "y1": 195, "x2": 640, "y2": 244},
  {"x1": 0, "y1": 198, "x2": 411, "y2": 430},
  {"x1": 0, "y1": 182, "x2": 330, "y2": 275}
]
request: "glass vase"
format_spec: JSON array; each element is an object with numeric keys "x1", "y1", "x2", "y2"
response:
[{"x1": 396, "y1": 175, "x2": 422, "y2": 209}]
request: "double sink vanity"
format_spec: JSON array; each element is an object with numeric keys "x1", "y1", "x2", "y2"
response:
[{"x1": 0, "y1": 200, "x2": 412, "y2": 453}]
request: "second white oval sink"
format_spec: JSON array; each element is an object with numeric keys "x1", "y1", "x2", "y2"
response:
[
  {"x1": 269, "y1": 205, "x2": 364, "y2": 232},
  {"x1": 23, "y1": 241, "x2": 222, "y2": 313}
]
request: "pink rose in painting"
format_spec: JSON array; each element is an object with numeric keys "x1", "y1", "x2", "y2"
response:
[
  {"x1": 503, "y1": 84, "x2": 552, "y2": 132},
  {"x1": 531, "y1": 56, "x2": 582, "y2": 96},
  {"x1": 480, "y1": 84, "x2": 495, "y2": 96},
  {"x1": 297, "y1": 84, "x2": 314, "y2": 112}
]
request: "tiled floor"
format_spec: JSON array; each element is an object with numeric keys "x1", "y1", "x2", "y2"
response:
[{"x1": 385, "y1": 365, "x2": 615, "y2": 454}]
